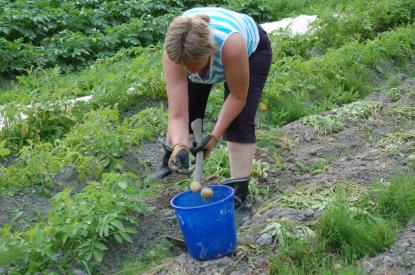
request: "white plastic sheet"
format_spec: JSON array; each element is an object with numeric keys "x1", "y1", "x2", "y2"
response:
[{"x1": 260, "y1": 15, "x2": 318, "y2": 36}]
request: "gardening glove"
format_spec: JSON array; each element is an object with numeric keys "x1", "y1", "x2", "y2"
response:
[
  {"x1": 191, "y1": 134, "x2": 218, "y2": 159},
  {"x1": 168, "y1": 144, "x2": 190, "y2": 174}
]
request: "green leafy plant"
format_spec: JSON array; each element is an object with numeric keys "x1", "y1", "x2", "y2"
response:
[{"x1": 387, "y1": 87, "x2": 401, "y2": 102}]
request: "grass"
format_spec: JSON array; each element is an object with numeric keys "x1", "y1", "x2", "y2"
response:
[
  {"x1": 317, "y1": 199, "x2": 396, "y2": 260},
  {"x1": 118, "y1": 239, "x2": 178, "y2": 275},
  {"x1": 376, "y1": 174, "x2": 415, "y2": 225},
  {"x1": 269, "y1": 173, "x2": 415, "y2": 274}
]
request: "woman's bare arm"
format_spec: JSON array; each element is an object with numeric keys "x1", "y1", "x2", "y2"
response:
[
  {"x1": 211, "y1": 33, "x2": 249, "y2": 139},
  {"x1": 163, "y1": 51, "x2": 190, "y2": 146}
]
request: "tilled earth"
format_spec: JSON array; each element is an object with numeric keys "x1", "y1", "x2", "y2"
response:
[{"x1": 110, "y1": 77, "x2": 415, "y2": 274}]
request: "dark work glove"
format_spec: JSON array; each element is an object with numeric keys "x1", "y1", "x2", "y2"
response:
[
  {"x1": 191, "y1": 134, "x2": 218, "y2": 159},
  {"x1": 168, "y1": 144, "x2": 190, "y2": 174}
]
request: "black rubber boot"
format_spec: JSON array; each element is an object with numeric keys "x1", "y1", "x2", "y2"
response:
[
  {"x1": 221, "y1": 177, "x2": 253, "y2": 226},
  {"x1": 148, "y1": 143, "x2": 173, "y2": 181}
]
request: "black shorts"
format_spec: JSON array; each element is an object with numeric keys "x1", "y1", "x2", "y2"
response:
[{"x1": 187, "y1": 24, "x2": 272, "y2": 143}]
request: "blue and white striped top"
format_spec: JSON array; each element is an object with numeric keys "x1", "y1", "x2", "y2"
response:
[{"x1": 183, "y1": 7, "x2": 259, "y2": 84}]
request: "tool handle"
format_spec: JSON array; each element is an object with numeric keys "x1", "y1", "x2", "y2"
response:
[{"x1": 191, "y1": 118, "x2": 203, "y2": 183}]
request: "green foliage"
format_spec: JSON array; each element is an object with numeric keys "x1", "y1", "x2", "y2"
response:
[
  {"x1": 376, "y1": 174, "x2": 415, "y2": 225},
  {"x1": 317, "y1": 199, "x2": 395, "y2": 260},
  {"x1": 204, "y1": 145, "x2": 270, "y2": 180},
  {"x1": 0, "y1": 142, "x2": 63, "y2": 194},
  {"x1": 125, "y1": 105, "x2": 168, "y2": 142},
  {"x1": 91, "y1": 45, "x2": 165, "y2": 110},
  {"x1": 270, "y1": 174, "x2": 415, "y2": 273},
  {"x1": 0, "y1": 45, "x2": 164, "y2": 110},
  {"x1": 270, "y1": 238, "x2": 337, "y2": 275},
  {"x1": 0, "y1": 140, "x2": 11, "y2": 158},
  {"x1": 303, "y1": 115, "x2": 343, "y2": 134},
  {"x1": 263, "y1": 25, "x2": 415, "y2": 127},
  {"x1": 226, "y1": 0, "x2": 273, "y2": 22},
  {"x1": 203, "y1": 145, "x2": 230, "y2": 178},
  {"x1": 63, "y1": 108, "x2": 127, "y2": 169},
  {"x1": 314, "y1": 0, "x2": 415, "y2": 50},
  {"x1": 0, "y1": 172, "x2": 147, "y2": 273},
  {"x1": 0, "y1": 38, "x2": 46, "y2": 75},
  {"x1": 48, "y1": 172, "x2": 144, "y2": 264},
  {"x1": 387, "y1": 87, "x2": 401, "y2": 102},
  {"x1": 0, "y1": 224, "x2": 58, "y2": 273},
  {"x1": 0, "y1": 0, "x2": 227, "y2": 75},
  {"x1": 0, "y1": 101, "x2": 86, "y2": 151}
]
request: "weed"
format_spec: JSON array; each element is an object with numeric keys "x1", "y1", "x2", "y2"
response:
[
  {"x1": 376, "y1": 174, "x2": 415, "y2": 225},
  {"x1": 387, "y1": 87, "x2": 401, "y2": 102},
  {"x1": 303, "y1": 114, "x2": 343, "y2": 134},
  {"x1": 119, "y1": 239, "x2": 178, "y2": 274}
]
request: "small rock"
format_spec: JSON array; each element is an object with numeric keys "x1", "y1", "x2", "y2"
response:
[
  {"x1": 383, "y1": 255, "x2": 395, "y2": 267},
  {"x1": 257, "y1": 233, "x2": 273, "y2": 246},
  {"x1": 411, "y1": 226, "x2": 415, "y2": 232},
  {"x1": 230, "y1": 272, "x2": 239, "y2": 275},
  {"x1": 401, "y1": 241, "x2": 410, "y2": 249},
  {"x1": 162, "y1": 209, "x2": 175, "y2": 218},
  {"x1": 363, "y1": 260, "x2": 375, "y2": 273}
]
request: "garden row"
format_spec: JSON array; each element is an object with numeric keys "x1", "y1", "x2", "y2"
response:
[
  {"x1": 0, "y1": 106, "x2": 167, "y2": 194},
  {"x1": 0, "y1": 17, "x2": 414, "y2": 156},
  {"x1": 262, "y1": 24, "x2": 415, "y2": 126},
  {"x1": 0, "y1": 171, "x2": 148, "y2": 273},
  {"x1": 2, "y1": 0, "x2": 413, "y2": 76},
  {"x1": 0, "y1": 106, "x2": 166, "y2": 272},
  {"x1": 1, "y1": 0, "x2": 413, "y2": 101},
  {"x1": 0, "y1": 0, "x2": 225, "y2": 75}
]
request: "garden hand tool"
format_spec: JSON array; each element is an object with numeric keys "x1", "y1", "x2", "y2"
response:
[{"x1": 190, "y1": 118, "x2": 213, "y2": 199}]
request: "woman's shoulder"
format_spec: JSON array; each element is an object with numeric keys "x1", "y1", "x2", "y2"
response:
[{"x1": 221, "y1": 33, "x2": 247, "y2": 63}]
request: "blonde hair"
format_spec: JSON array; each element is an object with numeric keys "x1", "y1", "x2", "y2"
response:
[{"x1": 164, "y1": 14, "x2": 216, "y2": 64}]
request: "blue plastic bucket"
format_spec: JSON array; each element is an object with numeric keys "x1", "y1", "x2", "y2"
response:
[{"x1": 171, "y1": 185, "x2": 237, "y2": 260}]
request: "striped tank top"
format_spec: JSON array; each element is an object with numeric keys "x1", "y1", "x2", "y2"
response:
[{"x1": 183, "y1": 7, "x2": 259, "y2": 84}]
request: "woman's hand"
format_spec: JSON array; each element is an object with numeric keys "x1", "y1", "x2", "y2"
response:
[
  {"x1": 168, "y1": 144, "x2": 190, "y2": 174},
  {"x1": 191, "y1": 134, "x2": 218, "y2": 158}
]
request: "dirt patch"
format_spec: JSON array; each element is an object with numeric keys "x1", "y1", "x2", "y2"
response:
[
  {"x1": 0, "y1": 164, "x2": 84, "y2": 231},
  {"x1": 0, "y1": 193, "x2": 51, "y2": 231},
  {"x1": 362, "y1": 220, "x2": 415, "y2": 275}
]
